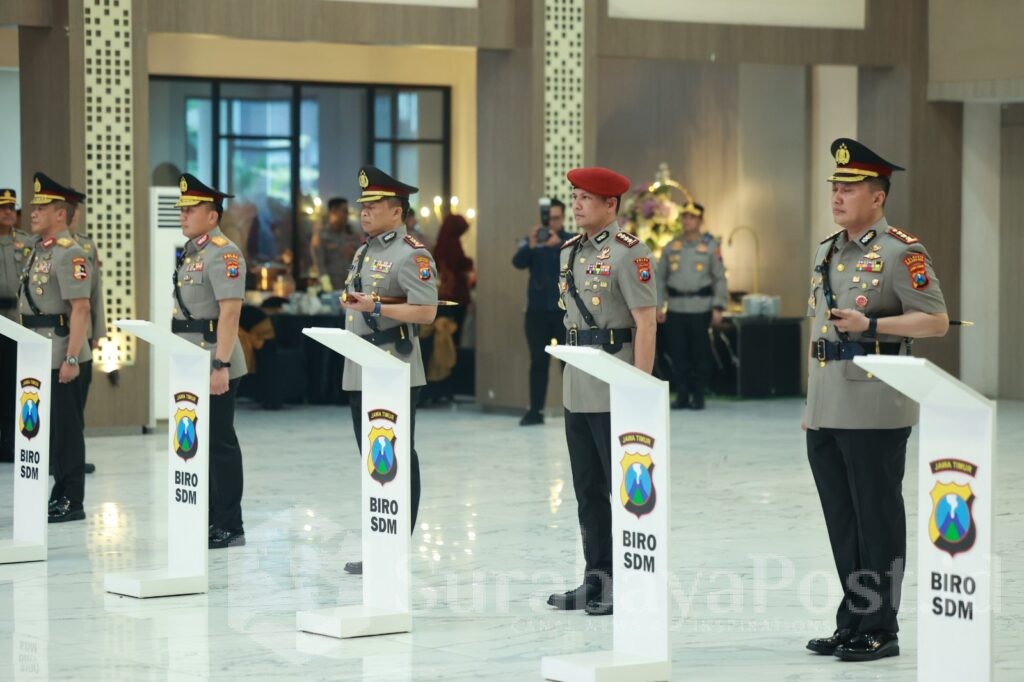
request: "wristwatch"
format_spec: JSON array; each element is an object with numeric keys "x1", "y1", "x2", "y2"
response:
[
  {"x1": 211, "y1": 359, "x2": 231, "y2": 370},
  {"x1": 864, "y1": 316, "x2": 878, "y2": 338},
  {"x1": 64, "y1": 355, "x2": 79, "y2": 367}
]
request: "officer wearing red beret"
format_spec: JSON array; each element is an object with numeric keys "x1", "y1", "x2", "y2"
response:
[{"x1": 547, "y1": 167, "x2": 658, "y2": 616}]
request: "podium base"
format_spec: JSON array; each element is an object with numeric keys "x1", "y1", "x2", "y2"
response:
[
  {"x1": 297, "y1": 605, "x2": 411, "y2": 639},
  {"x1": 0, "y1": 540, "x2": 46, "y2": 564},
  {"x1": 104, "y1": 570, "x2": 207, "y2": 598},
  {"x1": 541, "y1": 651, "x2": 670, "y2": 682}
]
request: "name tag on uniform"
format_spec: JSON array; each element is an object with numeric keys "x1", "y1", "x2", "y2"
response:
[{"x1": 371, "y1": 259, "x2": 393, "y2": 273}]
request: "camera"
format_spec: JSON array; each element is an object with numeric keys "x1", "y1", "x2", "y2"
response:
[{"x1": 537, "y1": 198, "x2": 551, "y2": 243}]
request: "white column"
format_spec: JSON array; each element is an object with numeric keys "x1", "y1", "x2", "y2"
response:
[
  {"x1": 809, "y1": 65, "x2": 858, "y2": 242},
  {"x1": 960, "y1": 103, "x2": 1001, "y2": 396}
]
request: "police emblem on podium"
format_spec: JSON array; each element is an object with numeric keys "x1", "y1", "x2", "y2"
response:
[
  {"x1": 618, "y1": 432, "x2": 657, "y2": 519},
  {"x1": 173, "y1": 392, "x2": 199, "y2": 461},
  {"x1": 929, "y1": 480, "x2": 976, "y2": 557},
  {"x1": 19, "y1": 378, "x2": 42, "y2": 440},
  {"x1": 367, "y1": 409, "x2": 398, "y2": 485}
]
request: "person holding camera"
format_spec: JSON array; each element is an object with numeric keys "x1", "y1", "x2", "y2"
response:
[{"x1": 511, "y1": 198, "x2": 572, "y2": 426}]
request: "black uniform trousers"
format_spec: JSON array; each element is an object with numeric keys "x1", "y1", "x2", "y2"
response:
[
  {"x1": 209, "y1": 379, "x2": 244, "y2": 532},
  {"x1": 347, "y1": 387, "x2": 422, "y2": 531},
  {"x1": 664, "y1": 311, "x2": 712, "y2": 399},
  {"x1": 49, "y1": 369, "x2": 86, "y2": 504},
  {"x1": 49, "y1": 361, "x2": 94, "y2": 503},
  {"x1": 564, "y1": 409, "x2": 613, "y2": 593},
  {"x1": 0, "y1": 332, "x2": 15, "y2": 462},
  {"x1": 807, "y1": 426, "x2": 910, "y2": 634},
  {"x1": 524, "y1": 310, "x2": 566, "y2": 413}
]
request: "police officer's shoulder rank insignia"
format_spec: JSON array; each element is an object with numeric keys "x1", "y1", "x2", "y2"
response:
[
  {"x1": 19, "y1": 378, "x2": 42, "y2": 440},
  {"x1": 618, "y1": 432, "x2": 657, "y2": 519},
  {"x1": 57, "y1": 237, "x2": 74, "y2": 248},
  {"x1": 211, "y1": 236, "x2": 229, "y2": 247},
  {"x1": 887, "y1": 226, "x2": 919, "y2": 244},
  {"x1": 562, "y1": 234, "x2": 582, "y2": 250},
  {"x1": 173, "y1": 392, "x2": 199, "y2": 461},
  {"x1": 821, "y1": 229, "x2": 843, "y2": 244},
  {"x1": 634, "y1": 257, "x2": 652, "y2": 282},
  {"x1": 903, "y1": 253, "x2": 929, "y2": 290},
  {"x1": 615, "y1": 232, "x2": 639, "y2": 248},
  {"x1": 72, "y1": 257, "x2": 88, "y2": 280},
  {"x1": 404, "y1": 234, "x2": 425, "y2": 249},
  {"x1": 415, "y1": 255, "x2": 432, "y2": 281},
  {"x1": 366, "y1": 409, "x2": 398, "y2": 485}
]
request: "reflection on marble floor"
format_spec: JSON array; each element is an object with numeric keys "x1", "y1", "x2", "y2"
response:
[{"x1": 1, "y1": 397, "x2": 1022, "y2": 680}]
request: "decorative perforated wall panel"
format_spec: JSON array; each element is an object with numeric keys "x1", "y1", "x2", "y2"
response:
[
  {"x1": 84, "y1": 0, "x2": 136, "y2": 366},
  {"x1": 543, "y1": 0, "x2": 585, "y2": 206}
]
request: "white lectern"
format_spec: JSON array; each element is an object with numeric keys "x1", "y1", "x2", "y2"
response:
[
  {"x1": 297, "y1": 328, "x2": 412, "y2": 639},
  {"x1": 855, "y1": 356, "x2": 994, "y2": 682},
  {"x1": 0, "y1": 316, "x2": 52, "y2": 565},
  {"x1": 542, "y1": 346, "x2": 671, "y2": 682},
  {"x1": 105, "y1": 320, "x2": 210, "y2": 598}
]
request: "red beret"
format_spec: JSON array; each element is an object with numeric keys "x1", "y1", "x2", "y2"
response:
[{"x1": 567, "y1": 167, "x2": 631, "y2": 197}]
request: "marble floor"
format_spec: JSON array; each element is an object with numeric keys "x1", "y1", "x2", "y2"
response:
[{"x1": 0, "y1": 397, "x2": 1022, "y2": 681}]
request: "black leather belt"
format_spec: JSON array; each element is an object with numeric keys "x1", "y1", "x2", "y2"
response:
[
  {"x1": 0, "y1": 297, "x2": 16, "y2": 309},
  {"x1": 361, "y1": 324, "x2": 414, "y2": 354},
  {"x1": 566, "y1": 327, "x2": 633, "y2": 347},
  {"x1": 667, "y1": 285, "x2": 713, "y2": 298},
  {"x1": 172, "y1": 318, "x2": 218, "y2": 335},
  {"x1": 21, "y1": 313, "x2": 68, "y2": 332},
  {"x1": 812, "y1": 338, "x2": 903, "y2": 362}
]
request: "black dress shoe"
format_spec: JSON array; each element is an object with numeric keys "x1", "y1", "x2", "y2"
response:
[
  {"x1": 806, "y1": 628, "x2": 854, "y2": 655},
  {"x1": 547, "y1": 582, "x2": 598, "y2": 610},
  {"x1": 834, "y1": 631, "x2": 899, "y2": 661},
  {"x1": 344, "y1": 561, "x2": 363, "y2": 575},
  {"x1": 49, "y1": 498, "x2": 60, "y2": 511},
  {"x1": 519, "y1": 410, "x2": 544, "y2": 426},
  {"x1": 84, "y1": 462, "x2": 96, "y2": 474},
  {"x1": 209, "y1": 527, "x2": 245, "y2": 549},
  {"x1": 585, "y1": 598, "x2": 613, "y2": 616},
  {"x1": 48, "y1": 498, "x2": 85, "y2": 523}
]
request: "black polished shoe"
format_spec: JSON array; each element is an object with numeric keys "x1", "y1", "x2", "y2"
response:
[
  {"x1": 48, "y1": 498, "x2": 60, "y2": 511},
  {"x1": 344, "y1": 561, "x2": 363, "y2": 575},
  {"x1": 84, "y1": 462, "x2": 96, "y2": 474},
  {"x1": 806, "y1": 628, "x2": 854, "y2": 655},
  {"x1": 48, "y1": 498, "x2": 85, "y2": 523},
  {"x1": 547, "y1": 582, "x2": 600, "y2": 610},
  {"x1": 585, "y1": 598, "x2": 613, "y2": 616},
  {"x1": 519, "y1": 410, "x2": 544, "y2": 426},
  {"x1": 834, "y1": 631, "x2": 899, "y2": 662},
  {"x1": 208, "y1": 527, "x2": 245, "y2": 549}
]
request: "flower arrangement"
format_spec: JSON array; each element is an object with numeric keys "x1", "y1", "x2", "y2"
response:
[{"x1": 620, "y1": 163, "x2": 694, "y2": 258}]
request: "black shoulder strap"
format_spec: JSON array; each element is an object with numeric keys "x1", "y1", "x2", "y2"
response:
[
  {"x1": 348, "y1": 243, "x2": 380, "y2": 333},
  {"x1": 172, "y1": 248, "x2": 194, "y2": 321},
  {"x1": 564, "y1": 237, "x2": 599, "y2": 329},
  {"x1": 18, "y1": 247, "x2": 41, "y2": 315},
  {"x1": 814, "y1": 233, "x2": 848, "y2": 342}
]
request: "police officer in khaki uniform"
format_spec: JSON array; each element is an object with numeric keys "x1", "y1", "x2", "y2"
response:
[
  {"x1": 69, "y1": 192, "x2": 103, "y2": 476},
  {"x1": 19, "y1": 173, "x2": 92, "y2": 522},
  {"x1": 547, "y1": 167, "x2": 657, "y2": 617},
  {"x1": 314, "y1": 197, "x2": 363, "y2": 290},
  {"x1": 172, "y1": 174, "x2": 249, "y2": 549},
  {"x1": 1, "y1": 188, "x2": 29, "y2": 463},
  {"x1": 339, "y1": 166, "x2": 438, "y2": 576},
  {"x1": 655, "y1": 201, "x2": 727, "y2": 409},
  {"x1": 804, "y1": 139, "x2": 949, "y2": 662}
]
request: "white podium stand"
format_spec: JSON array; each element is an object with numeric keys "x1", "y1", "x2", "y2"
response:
[
  {"x1": 297, "y1": 328, "x2": 412, "y2": 639},
  {"x1": 0, "y1": 316, "x2": 52, "y2": 565},
  {"x1": 542, "y1": 346, "x2": 671, "y2": 682},
  {"x1": 855, "y1": 356, "x2": 994, "y2": 681},
  {"x1": 104, "y1": 320, "x2": 210, "y2": 598}
]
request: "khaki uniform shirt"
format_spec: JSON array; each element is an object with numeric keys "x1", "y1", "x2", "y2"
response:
[
  {"x1": 342, "y1": 226, "x2": 438, "y2": 391},
  {"x1": 171, "y1": 227, "x2": 248, "y2": 381},
  {"x1": 558, "y1": 222, "x2": 658, "y2": 413},
  {"x1": 316, "y1": 225, "x2": 362, "y2": 290},
  {"x1": 75, "y1": 233, "x2": 107, "y2": 344},
  {"x1": 1, "y1": 229, "x2": 31, "y2": 321},
  {"x1": 655, "y1": 232, "x2": 728, "y2": 313},
  {"x1": 804, "y1": 216, "x2": 947, "y2": 430},
  {"x1": 17, "y1": 230, "x2": 93, "y2": 369}
]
